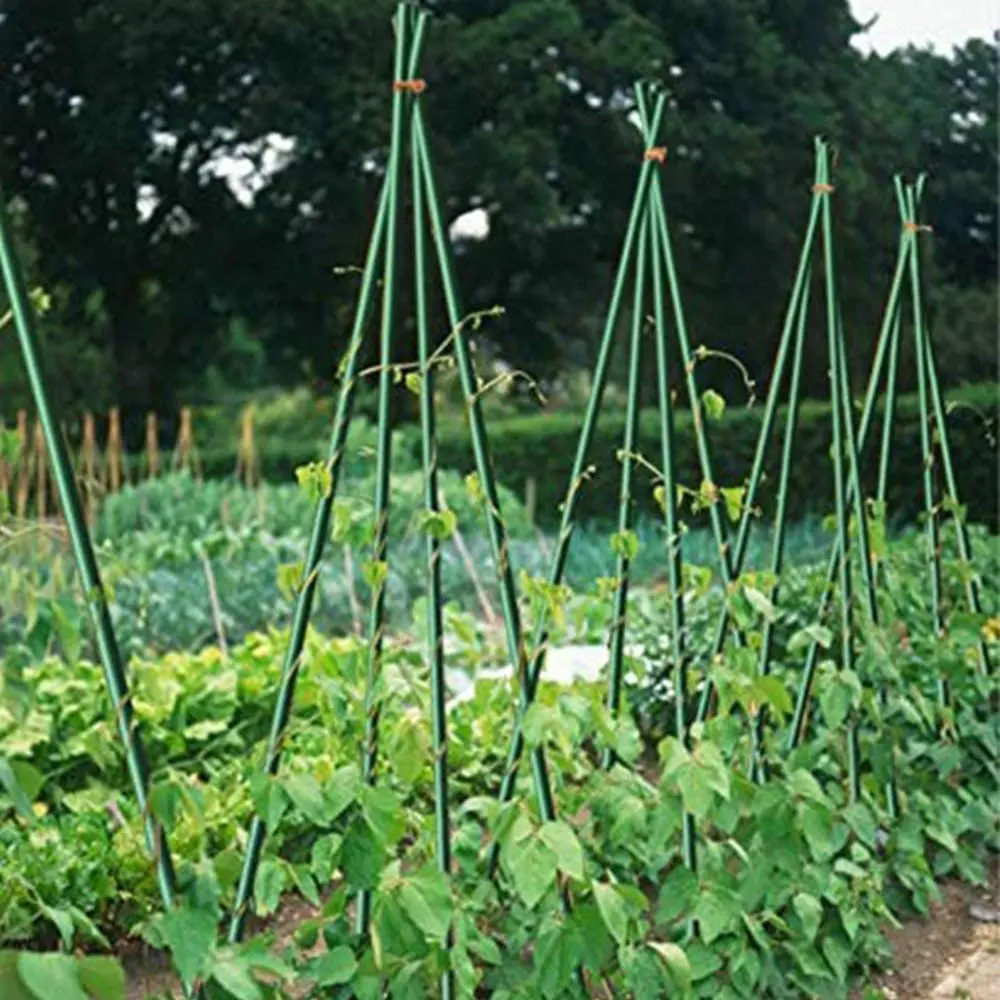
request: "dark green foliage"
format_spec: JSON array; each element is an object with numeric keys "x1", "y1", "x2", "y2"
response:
[
  {"x1": 429, "y1": 381, "x2": 999, "y2": 529},
  {"x1": 0, "y1": 3, "x2": 994, "y2": 416}
]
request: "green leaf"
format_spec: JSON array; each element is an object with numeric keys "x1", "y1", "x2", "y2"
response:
[
  {"x1": 593, "y1": 882, "x2": 629, "y2": 946},
  {"x1": 398, "y1": 869, "x2": 453, "y2": 941},
  {"x1": 160, "y1": 907, "x2": 217, "y2": 984},
  {"x1": 821, "y1": 933, "x2": 851, "y2": 983},
  {"x1": 361, "y1": 559, "x2": 389, "y2": 589},
  {"x1": 17, "y1": 954, "x2": 88, "y2": 1000},
  {"x1": 787, "y1": 769, "x2": 828, "y2": 804},
  {"x1": 210, "y1": 957, "x2": 262, "y2": 1000},
  {"x1": 655, "y1": 865, "x2": 697, "y2": 925},
  {"x1": 404, "y1": 372, "x2": 423, "y2": 396},
  {"x1": 720, "y1": 486, "x2": 744, "y2": 522},
  {"x1": 539, "y1": 821, "x2": 586, "y2": 881},
  {"x1": 701, "y1": 389, "x2": 727, "y2": 421},
  {"x1": 276, "y1": 561, "x2": 304, "y2": 601},
  {"x1": 648, "y1": 941, "x2": 692, "y2": 990},
  {"x1": 40, "y1": 905, "x2": 75, "y2": 950},
  {"x1": 788, "y1": 624, "x2": 833, "y2": 653},
  {"x1": 295, "y1": 461, "x2": 333, "y2": 502},
  {"x1": 389, "y1": 717, "x2": 429, "y2": 787},
  {"x1": 77, "y1": 957, "x2": 125, "y2": 1000},
  {"x1": 694, "y1": 887, "x2": 740, "y2": 944},
  {"x1": 149, "y1": 781, "x2": 184, "y2": 832},
  {"x1": 754, "y1": 676, "x2": 792, "y2": 718},
  {"x1": 508, "y1": 836, "x2": 558, "y2": 909},
  {"x1": 743, "y1": 586, "x2": 776, "y2": 622},
  {"x1": 0, "y1": 757, "x2": 34, "y2": 818},
  {"x1": 342, "y1": 818, "x2": 385, "y2": 890},
  {"x1": 793, "y1": 892, "x2": 823, "y2": 942},
  {"x1": 418, "y1": 508, "x2": 458, "y2": 541},
  {"x1": 307, "y1": 947, "x2": 357, "y2": 987},
  {"x1": 325, "y1": 764, "x2": 360, "y2": 822},
  {"x1": 359, "y1": 785, "x2": 405, "y2": 846},
  {"x1": 310, "y1": 833, "x2": 343, "y2": 884},
  {"x1": 610, "y1": 529, "x2": 640, "y2": 561},
  {"x1": 255, "y1": 859, "x2": 287, "y2": 916},
  {"x1": 282, "y1": 773, "x2": 329, "y2": 826},
  {"x1": 845, "y1": 802, "x2": 877, "y2": 848}
]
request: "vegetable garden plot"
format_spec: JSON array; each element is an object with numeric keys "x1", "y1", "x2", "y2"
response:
[{"x1": 1, "y1": 3, "x2": 997, "y2": 999}]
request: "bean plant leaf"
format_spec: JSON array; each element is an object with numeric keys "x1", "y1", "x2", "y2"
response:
[
  {"x1": 508, "y1": 836, "x2": 558, "y2": 909},
  {"x1": 398, "y1": 869, "x2": 453, "y2": 941},
  {"x1": 17, "y1": 954, "x2": 89, "y2": 1000},
  {"x1": 160, "y1": 906, "x2": 217, "y2": 984},
  {"x1": 282, "y1": 773, "x2": 329, "y2": 826},
  {"x1": 325, "y1": 764, "x2": 361, "y2": 822},
  {"x1": 342, "y1": 818, "x2": 385, "y2": 890},
  {"x1": 210, "y1": 957, "x2": 262, "y2": 1000},
  {"x1": 593, "y1": 882, "x2": 629, "y2": 945},
  {"x1": 307, "y1": 947, "x2": 357, "y2": 986},
  {"x1": 539, "y1": 821, "x2": 586, "y2": 881},
  {"x1": 0, "y1": 758, "x2": 34, "y2": 819},
  {"x1": 793, "y1": 892, "x2": 823, "y2": 942},
  {"x1": 77, "y1": 957, "x2": 126, "y2": 1000},
  {"x1": 701, "y1": 389, "x2": 726, "y2": 421},
  {"x1": 610, "y1": 530, "x2": 640, "y2": 561},
  {"x1": 648, "y1": 941, "x2": 692, "y2": 990}
]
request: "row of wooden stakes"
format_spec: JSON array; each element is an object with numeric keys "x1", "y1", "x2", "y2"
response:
[{"x1": 0, "y1": 406, "x2": 263, "y2": 523}]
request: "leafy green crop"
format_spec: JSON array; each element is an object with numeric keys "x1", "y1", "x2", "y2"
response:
[{"x1": 1, "y1": 526, "x2": 997, "y2": 998}]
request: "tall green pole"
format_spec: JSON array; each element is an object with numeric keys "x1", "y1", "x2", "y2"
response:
[
  {"x1": 603, "y1": 209, "x2": 648, "y2": 765},
  {"x1": 0, "y1": 196, "x2": 181, "y2": 916},
  {"x1": 227, "y1": 5, "x2": 427, "y2": 940},
  {"x1": 357, "y1": 3, "x2": 419, "y2": 936},
  {"x1": 647, "y1": 184, "x2": 696, "y2": 872},
  {"x1": 411, "y1": 68, "x2": 454, "y2": 997},
  {"x1": 787, "y1": 171, "x2": 914, "y2": 753},
  {"x1": 485, "y1": 89, "x2": 667, "y2": 874},
  {"x1": 750, "y1": 269, "x2": 811, "y2": 782}
]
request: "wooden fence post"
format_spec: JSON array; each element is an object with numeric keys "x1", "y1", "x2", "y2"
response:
[
  {"x1": 235, "y1": 406, "x2": 259, "y2": 489},
  {"x1": 106, "y1": 407, "x2": 123, "y2": 493},
  {"x1": 33, "y1": 419, "x2": 47, "y2": 519},
  {"x1": 79, "y1": 411, "x2": 100, "y2": 524},
  {"x1": 15, "y1": 410, "x2": 29, "y2": 518},
  {"x1": 145, "y1": 412, "x2": 160, "y2": 479}
]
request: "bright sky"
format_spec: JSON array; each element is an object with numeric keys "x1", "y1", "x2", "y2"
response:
[{"x1": 851, "y1": 0, "x2": 997, "y2": 53}]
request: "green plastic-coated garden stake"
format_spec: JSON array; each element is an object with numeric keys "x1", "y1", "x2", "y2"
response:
[
  {"x1": 483, "y1": 83, "x2": 667, "y2": 877},
  {"x1": 413, "y1": 117, "x2": 584, "y2": 941},
  {"x1": 228, "y1": 4, "x2": 426, "y2": 943},
  {"x1": 0, "y1": 195, "x2": 183, "y2": 918},
  {"x1": 904, "y1": 182, "x2": 947, "y2": 707},
  {"x1": 411, "y1": 67, "x2": 455, "y2": 999},
  {"x1": 787, "y1": 188, "x2": 915, "y2": 754},
  {"x1": 647, "y1": 175, "x2": 739, "y2": 595},
  {"x1": 357, "y1": 3, "x2": 420, "y2": 936},
  {"x1": 813, "y1": 141, "x2": 865, "y2": 804},
  {"x1": 904, "y1": 179, "x2": 991, "y2": 678},
  {"x1": 749, "y1": 268, "x2": 811, "y2": 783},
  {"x1": 647, "y1": 174, "x2": 696, "y2": 872},
  {"x1": 694, "y1": 175, "x2": 824, "y2": 725},
  {"x1": 603, "y1": 210, "x2": 649, "y2": 765},
  {"x1": 228, "y1": 175, "x2": 391, "y2": 943}
]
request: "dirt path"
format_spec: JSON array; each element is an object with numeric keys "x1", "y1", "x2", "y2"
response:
[{"x1": 868, "y1": 880, "x2": 999, "y2": 1000}]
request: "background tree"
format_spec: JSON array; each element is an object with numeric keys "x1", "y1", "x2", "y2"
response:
[{"x1": 1, "y1": 0, "x2": 994, "y2": 432}]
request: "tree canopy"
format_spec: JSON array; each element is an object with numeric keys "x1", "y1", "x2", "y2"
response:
[{"x1": 1, "y1": 0, "x2": 995, "y2": 427}]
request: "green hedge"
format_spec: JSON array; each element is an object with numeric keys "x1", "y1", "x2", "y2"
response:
[
  {"x1": 109, "y1": 382, "x2": 998, "y2": 532},
  {"x1": 427, "y1": 381, "x2": 999, "y2": 530}
]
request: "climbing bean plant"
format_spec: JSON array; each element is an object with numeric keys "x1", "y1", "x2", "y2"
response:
[{"x1": 0, "y1": 3, "x2": 996, "y2": 1000}]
